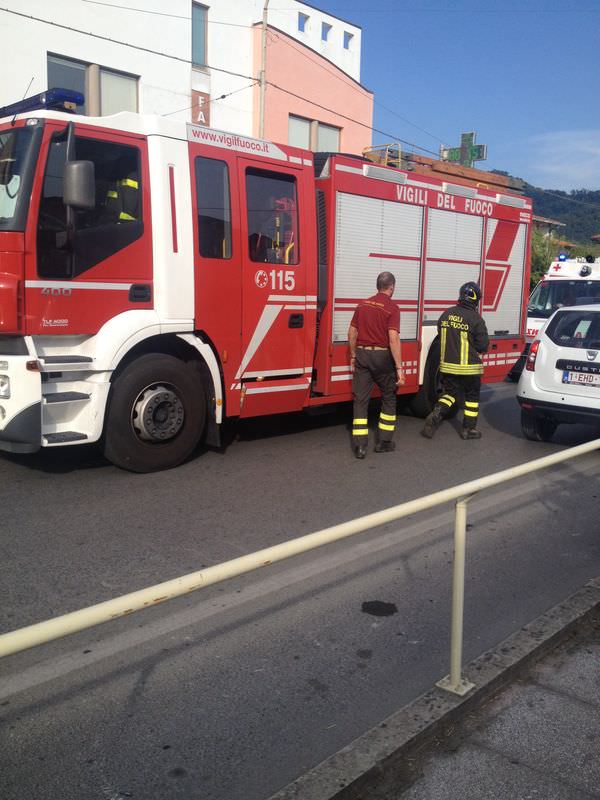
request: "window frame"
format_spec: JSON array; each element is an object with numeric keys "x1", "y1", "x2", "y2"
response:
[
  {"x1": 245, "y1": 167, "x2": 300, "y2": 266},
  {"x1": 192, "y1": 2, "x2": 209, "y2": 69},
  {"x1": 343, "y1": 30, "x2": 353, "y2": 49},
  {"x1": 288, "y1": 114, "x2": 341, "y2": 153},
  {"x1": 321, "y1": 22, "x2": 332, "y2": 41},
  {"x1": 47, "y1": 53, "x2": 88, "y2": 115},
  {"x1": 195, "y1": 155, "x2": 233, "y2": 260},
  {"x1": 99, "y1": 66, "x2": 139, "y2": 116},
  {"x1": 36, "y1": 128, "x2": 144, "y2": 279},
  {"x1": 298, "y1": 12, "x2": 309, "y2": 32},
  {"x1": 47, "y1": 53, "x2": 139, "y2": 116}
]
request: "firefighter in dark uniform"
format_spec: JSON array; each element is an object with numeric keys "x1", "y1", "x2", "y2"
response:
[
  {"x1": 421, "y1": 281, "x2": 489, "y2": 440},
  {"x1": 104, "y1": 168, "x2": 140, "y2": 223},
  {"x1": 348, "y1": 271, "x2": 405, "y2": 459}
]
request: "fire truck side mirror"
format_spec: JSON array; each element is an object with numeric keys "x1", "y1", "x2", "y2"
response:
[{"x1": 63, "y1": 160, "x2": 95, "y2": 210}]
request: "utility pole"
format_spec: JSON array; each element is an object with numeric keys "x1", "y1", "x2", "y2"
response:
[{"x1": 259, "y1": 0, "x2": 269, "y2": 139}]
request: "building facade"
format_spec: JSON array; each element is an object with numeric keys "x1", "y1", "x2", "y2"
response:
[{"x1": 0, "y1": 0, "x2": 373, "y2": 154}]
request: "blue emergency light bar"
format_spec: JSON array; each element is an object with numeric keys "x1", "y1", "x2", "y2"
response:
[{"x1": 0, "y1": 88, "x2": 84, "y2": 119}]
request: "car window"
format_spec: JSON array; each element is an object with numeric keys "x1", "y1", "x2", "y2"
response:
[
  {"x1": 545, "y1": 310, "x2": 600, "y2": 349},
  {"x1": 528, "y1": 280, "x2": 600, "y2": 319}
]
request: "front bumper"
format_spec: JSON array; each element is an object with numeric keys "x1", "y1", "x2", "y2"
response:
[
  {"x1": 0, "y1": 401, "x2": 41, "y2": 452},
  {"x1": 0, "y1": 345, "x2": 42, "y2": 452}
]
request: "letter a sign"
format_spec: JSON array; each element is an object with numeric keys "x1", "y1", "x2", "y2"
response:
[{"x1": 192, "y1": 90, "x2": 210, "y2": 126}]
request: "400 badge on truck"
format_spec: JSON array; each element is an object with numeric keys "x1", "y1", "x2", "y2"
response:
[{"x1": 0, "y1": 89, "x2": 531, "y2": 471}]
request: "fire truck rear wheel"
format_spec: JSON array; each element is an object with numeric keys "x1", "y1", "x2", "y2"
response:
[
  {"x1": 409, "y1": 340, "x2": 441, "y2": 418},
  {"x1": 103, "y1": 354, "x2": 206, "y2": 472},
  {"x1": 408, "y1": 340, "x2": 460, "y2": 419}
]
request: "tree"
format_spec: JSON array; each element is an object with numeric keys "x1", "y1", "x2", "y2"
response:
[{"x1": 530, "y1": 228, "x2": 558, "y2": 289}]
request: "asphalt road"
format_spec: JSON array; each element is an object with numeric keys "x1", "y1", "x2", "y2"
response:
[{"x1": 2, "y1": 382, "x2": 600, "y2": 800}]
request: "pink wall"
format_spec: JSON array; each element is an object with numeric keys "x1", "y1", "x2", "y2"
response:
[{"x1": 252, "y1": 26, "x2": 373, "y2": 154}]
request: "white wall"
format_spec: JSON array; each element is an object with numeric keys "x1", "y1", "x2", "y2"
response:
[
  {"x1": 0, "y1": 0, "x2": 363, "y2": 135},
  {"x1": 268, "y1": 2, "x2": 362, "y2": 83}
]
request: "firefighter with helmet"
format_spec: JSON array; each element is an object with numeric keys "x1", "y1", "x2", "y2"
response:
[{"x1": 421, "y1": 281, "x2": 489, "y2": 440}]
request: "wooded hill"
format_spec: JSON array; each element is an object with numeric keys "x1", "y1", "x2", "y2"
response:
[{"x1": 493, "y1": 171, "x2": 600, "y2": 244}]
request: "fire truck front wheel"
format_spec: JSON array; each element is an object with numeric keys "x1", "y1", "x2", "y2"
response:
[{"x1": 103, "y1": 354, "x2": 206, "y2": 472}]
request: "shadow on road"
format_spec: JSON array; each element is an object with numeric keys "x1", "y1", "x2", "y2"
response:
[{"x1": 2, "y1": 444, "x2": 112, "y2": 474}]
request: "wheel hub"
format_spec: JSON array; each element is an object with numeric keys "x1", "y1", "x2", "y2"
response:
[{"x1": 131, "y1": 384, "x2": 185, "y2": 442}]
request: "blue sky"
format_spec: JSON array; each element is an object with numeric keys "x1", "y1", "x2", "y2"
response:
[{"x1": 306, "y1": 1, "x2": 600, "y2": 191}]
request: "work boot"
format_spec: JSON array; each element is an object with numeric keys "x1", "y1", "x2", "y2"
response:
[
  {"x1": 374, "y1": 441, "x2": 395, "y2": 453},
  {"x1": 421, "y1": 407, "x2": 443, "y2": 439},
  {"x1": 460, "y1": 428, "x2": 482, "y2": 440},
  {"x1": 354, "y1": 443, "x2": 368, "y2": 459}
]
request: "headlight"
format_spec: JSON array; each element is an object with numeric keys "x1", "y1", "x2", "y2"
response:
[{"x1": 0, "y1": 375, "x2": 10, "y2": 399}]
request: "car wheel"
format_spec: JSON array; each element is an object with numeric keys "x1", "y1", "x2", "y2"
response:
[
  {"x1": 520, "y1": 409, "x2": 557, "y2": 442},
  {"x1": 103, "y1": 353, "x2": 207, "y2": 472}
]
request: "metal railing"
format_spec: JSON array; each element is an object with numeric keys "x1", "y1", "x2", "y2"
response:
[{"x1": 2, "y1": 438, "x2": 599, "y2": 695}]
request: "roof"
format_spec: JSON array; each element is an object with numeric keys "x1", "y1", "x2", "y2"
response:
[{"x1": 533, "y1": 214, "x2": 566, "y2": 227}]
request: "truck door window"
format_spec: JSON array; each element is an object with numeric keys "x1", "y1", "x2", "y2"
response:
[
  {"x1": 195, "y1": 156, "x2": 232, "y2": 259},
  {"x1": 37, "y1": 132, "x2": 142, "y2": 278},
  {"x1": 246, "y1": 168, "x2": 299, "y2": 264}
]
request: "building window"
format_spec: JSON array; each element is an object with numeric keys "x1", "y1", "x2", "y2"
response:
[
  {"x1": 47, "y1": 54, "x2": 138, "y2": 116},
  {"x1": 289, "y1": 114, "x2": 341, "y2": 153},
  {"x1": 343, "y1": 31, "x2": 353, "y2": 49},
  {"x1": 195, "y1": 157, "x2": 232, "y2": 259},
  {"x1": 298, "y1": 12, "x2": 309, "y2": 32},
  {"x1": 100, "y1": 69, "x2": 137, "y2": 115},
  {"x1": 246, "y1": 168, "x2": 299, "y2": 265},
  {"x1": 321, "y1": 22, "x2": 331, "y2": 41},
  {"x1": 47, "y1": 54, "x2": 87, "y2": 114},
  {"x1": 192, "y1": 3, "x2": 208, "y2": 67},
  {"x1": 317, "y1": 122, "x2": 340, "y2": 152},
  {"x1": 288, "y1": 115, "x2": 311, "y2": 149}
]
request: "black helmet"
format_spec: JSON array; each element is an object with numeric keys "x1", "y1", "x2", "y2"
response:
[{"x1": 459, "y1": 281, "x2": 482, "y2": 306}]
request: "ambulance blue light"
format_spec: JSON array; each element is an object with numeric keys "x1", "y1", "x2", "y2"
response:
[
  {"x1": 0, "y1": 88, "x2": 84, "y2": 120},
  {"x1": 558, "y1": 253, "x2": 567, "y2": 261}
]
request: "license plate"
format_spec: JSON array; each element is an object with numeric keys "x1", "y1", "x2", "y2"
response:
[{"x1": 562, "y1": 370, "x2": 600, "y2": 386}]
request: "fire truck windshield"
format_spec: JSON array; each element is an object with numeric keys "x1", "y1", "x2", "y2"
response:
[
  {"x1": 528, "y1": 279, "x2": 600, "y2": 319},
  {"x1": 0, "y1": 127, "x2": 36, "y2": 231}
]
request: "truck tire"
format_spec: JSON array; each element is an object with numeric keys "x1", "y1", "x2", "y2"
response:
[
  {"x1": 409, "y1": 340, "x2": 441, "y2": 418},
  {"x1": 103, "y1": 354, "x2": 207, "y2": 472},
  {"x1": 520, "y1": 409, "x2": 557, "y2": 442}
]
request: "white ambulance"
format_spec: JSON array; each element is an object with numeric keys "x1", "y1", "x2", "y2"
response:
[{"x1": 510, "y1": 255, "x2": 600, "y2": 378}]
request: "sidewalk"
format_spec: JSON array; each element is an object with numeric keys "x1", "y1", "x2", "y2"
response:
[{"x1": 399, "y1": 616, "x2": 600, "y2": 799}]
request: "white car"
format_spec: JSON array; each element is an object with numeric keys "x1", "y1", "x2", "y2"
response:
[{"x1": 517, "y1": 305, "x2": 600, "y2": 441}]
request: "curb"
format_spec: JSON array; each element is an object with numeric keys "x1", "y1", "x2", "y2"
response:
[{"x1": 267, "y1": 577, "x2": 600, "y2": 800}]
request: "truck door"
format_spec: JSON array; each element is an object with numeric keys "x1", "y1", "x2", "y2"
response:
[
  {"x1": 25, "y1": 122, "x2": 152, "y2": 335},
  {"x1": 193, "y1": 151, "x2": 242, "y2": 412},
  {"x1": 235, "y1": 160, "x2": 310, "y2": 414}
]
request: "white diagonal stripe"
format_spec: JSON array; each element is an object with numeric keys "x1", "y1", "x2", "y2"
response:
[{"x1": 235, "y1": 304, "x2": 282, "y2": 379}]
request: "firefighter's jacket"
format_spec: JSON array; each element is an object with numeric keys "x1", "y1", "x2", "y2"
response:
[{"x1": 438, "y1": 302, "x2": 489, "y2": 376}]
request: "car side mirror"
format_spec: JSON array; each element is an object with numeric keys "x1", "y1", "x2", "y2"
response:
[{"x1": 63, "y1": 160, "x2": 95, "y2": 210}]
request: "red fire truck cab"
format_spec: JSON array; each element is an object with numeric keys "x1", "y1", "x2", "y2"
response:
[{"x1": 0, "y1": 90, "x2": 532, "y2": 471}]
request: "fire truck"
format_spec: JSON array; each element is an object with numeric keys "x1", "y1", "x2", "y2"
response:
[{"x1": 0, "y1": 89, "x2": 532, "y2": 471}]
